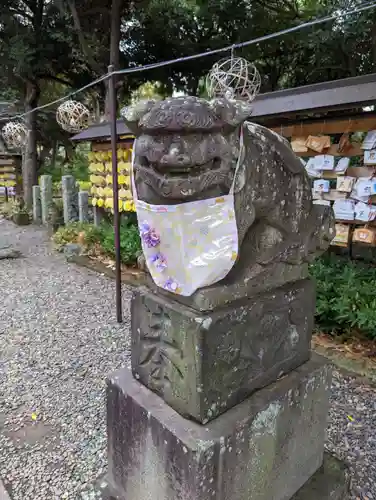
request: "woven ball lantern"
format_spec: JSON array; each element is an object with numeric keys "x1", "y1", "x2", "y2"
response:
[
  {"x1": 56, "y1": 100, "x2": 90, "y2": 133},
  {"x1": 206, "y1": 57, "x2": 261, "y2": 102},
  {"x1": 1, "y1": 121, "x2": 28, "y2": 149}
]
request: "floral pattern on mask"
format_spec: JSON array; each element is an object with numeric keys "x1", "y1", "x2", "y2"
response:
[
  {"x1": 150, "y1": 252, "x2": 167, "y2": 271},
  {"x1": 140, "y1": 221, "x2": 160, "y2": 248},
  {"x1": 164, "y1": 277, "x2": 180, "y2": 292}
]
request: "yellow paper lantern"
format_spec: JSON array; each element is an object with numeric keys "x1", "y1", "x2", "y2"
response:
[
  {"x1": 124, "y1": 200, "x2": 133, "y2": 212},
  {"x1": 88, "y1": 151, "x2": 95, "y2": 161},
  {"x1": 124, "y1": 149, "x2": 132, "y2": 161},
  {"x1": 105, "y1": 197, "x2": 114, "y2": 209},
  {"x1": 117, "y1": 148, "x2": 124, "y2": 160},
  {"x1": 88, "y1": 163, "x2": 97, "y2": 173},
  {"x1": 118, "y1": 188, "x2": 127, "y2": 199},
  {"x1": 95, "y1": 152, "x2": 102, "y2": 161},
  {"x1": 106, "y1": 174, "x2": 113, "y2": 185},
  {"x1": 97, "y1": 198, "x2": 104, "y2": 208},
  {"x1": 105, "y1": 162, "x2": 112, "y2": 172},
  {"x1": 92, "y1": 197, "x2": 98, "y2": 206},
  {"x1": 118, "y1": 174, "x2": 127, "y2": 185},
  {"x1": 97, "y1": 163, "x2": 105, "y2": 173},
  {"x1": 90, "y1": 186, "x2": 97, "y2": 195}
]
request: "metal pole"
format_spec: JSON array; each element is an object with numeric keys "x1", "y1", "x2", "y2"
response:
[{"x1": 108, "y1": 64, "x2": 122, "y2": 323}]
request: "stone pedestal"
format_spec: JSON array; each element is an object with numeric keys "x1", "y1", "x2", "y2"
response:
[
  {"x1": 105, "y1": 357, "x2": 349, "y2": 500},
  {"x1": 97, "y1": 453, "x2": 350, "y2": 500},
  {"x1": 132, "y1": 280, "x2": 314, "y2": 423}
]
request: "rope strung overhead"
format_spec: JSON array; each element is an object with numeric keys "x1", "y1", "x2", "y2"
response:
[{"x1": 3, "y1": 0, "x2": 376, "y2": 122}]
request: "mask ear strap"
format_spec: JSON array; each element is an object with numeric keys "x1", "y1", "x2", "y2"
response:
[
  {"x1": 229, "y1": 124, "x2": 244, "y2": 195},
  {"x1": 130, "y1": 139, "x2": 138, "y2": 202}
]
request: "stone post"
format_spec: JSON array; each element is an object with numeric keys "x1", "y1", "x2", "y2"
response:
[
  {"x1": 62, "y1": 175, "x2": 78, "y2": 224},
  {"x1": 93, "y1": 206, "x2": 103, "y2": 227},
  {"x1": 101, "y1": 98, "x2": 350, "y2": 500},
  {"x1": 40, "y1": 175, "x2": 52, "y2": 225},
  {"x1": 78, "y1": 191, "x2": 89, "y2": 223},
  {"x1": 32, "y1": 185, "x2": 42, "y2": 224}
]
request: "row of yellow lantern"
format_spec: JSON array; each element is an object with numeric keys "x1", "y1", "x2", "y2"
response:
[
  {"x1": 88, "y1": 161, "x2": 131, "y2": 174},
  {"x1": 92, "y1": 198, "x2": 136, "y2": 212},
  {"x1": 88, "y1": 148, "x2": 132, "y2": 162},
  {"x1": 0, "y1": 180, "x2": 16, "y2": 187},
  {"x1": 0, "y1": 175, "x2": 16, "y2": 180},
  {"x1": 91, "y1": 186, "x2": 132, "y2": 198},
  {"x1": 89, "y1": 174, "x2": 130, "y2": 186}
]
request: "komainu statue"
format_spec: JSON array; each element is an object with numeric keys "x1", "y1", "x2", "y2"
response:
[{"x1": 123, "y1": 96, "x2": 335, "y2": 311}]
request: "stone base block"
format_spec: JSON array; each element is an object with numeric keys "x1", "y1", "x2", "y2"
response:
[
  {"x1": 292, "y1": 454, "x2": 350, "y2": 499},
  {"x1": 107, "y1": 355, "x2": 332, "y2": 500},
  {"x1": 131, "y1": 279, "x2": 315, "y2": 423},
  {"x1": 97, "y1": 454, "x2": 350, "y2": 500}
]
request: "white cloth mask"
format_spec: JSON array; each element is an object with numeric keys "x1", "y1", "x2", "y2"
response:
[{"x1": 131, "y1": 128, "x2": 243, "y2": 296}]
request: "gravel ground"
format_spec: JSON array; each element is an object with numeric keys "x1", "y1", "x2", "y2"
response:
[
  {"x1": 327, "y1": 371, "x2": 376, "y2": 500},
  {"x1": 0, "y1": 218, "x2": 375, "y2": 499},
  {"x1": 0, "y1": 219, "x2": 131, "y2": 499}
]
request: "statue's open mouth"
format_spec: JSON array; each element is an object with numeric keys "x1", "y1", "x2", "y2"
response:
[{"x1": 137, "y1": 157, "x2": 222, "y2": 178}]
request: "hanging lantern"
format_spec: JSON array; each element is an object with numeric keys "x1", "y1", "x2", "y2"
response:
[
  {"x1": 1, "y1": 121, "x2": 28, "y2": 149},
  {"x1": 56, "y1": 100, "x2": 90, "y2": 133},
  {"x1": 206, "y1": 57, "x2": 261, "y2": 102}
]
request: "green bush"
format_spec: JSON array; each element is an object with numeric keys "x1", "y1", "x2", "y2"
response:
[
  {"x1": 40, "y1": 146, "x2": 90, "y2": 183},
  {"x1": 0, "y1": 199, "x2": 30, "y2": 219},
  {"x1": 310, "y1": 254, "x2": 376, "y2": 339},
  {"x1": 52, "y1": 222, "x2": 93, "y2": 251},
  {"x1": 87, "y1": 218, "x2": 141, "y2": 265},
  {"x1": 52, "y1": 217, "x2": 141, "y2": 265}
]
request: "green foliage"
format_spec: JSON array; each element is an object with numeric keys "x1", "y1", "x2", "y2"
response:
[
  {"x1": 40, "y1": 147, "x2": 90, "y2": 183},
  {"x1": 64, "y1": 150, "x2": 90, "y2": 181},
  {"x1": 130, "y1": 81, "x2": 168, "y2": 103},
  {"x1": 87, "y1": 219, "x2": 142, "y2": 265},
  {"x1": 310, "y1": 254, "x2": 376, "y2": 339},
  {"x1": 52, "y1": 217, "x2": 141, "y2": 265},
  {"x1": 0, "y1": 199, "x2": 30, "y2": 219},
  {"x1": 50, "y1": 180, "x2": 91, "y2": 195},
  {"x1": 0, "y1": 200, "x2": 18, "y2": 219},
  {"x1": 52, "y1": 222, "x2": 93, "y2": 251}
]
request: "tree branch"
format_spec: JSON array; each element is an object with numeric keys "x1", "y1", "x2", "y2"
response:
[
  {"x1": 56, "y1": 0, "x2": 103, "y2": 75},
  {"x1": 9, "y1": 7, "x2": 33, "y2": 21},
  {"x1": 38, "y1": 74, "x2": 73, "y2": 87}
]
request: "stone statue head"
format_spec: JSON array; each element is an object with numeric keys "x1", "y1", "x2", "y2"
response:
[{"x1": 122, "y1": 96, "x2": 252, "y2": 203}]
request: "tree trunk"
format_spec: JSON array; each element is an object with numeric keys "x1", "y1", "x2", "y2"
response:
[
  {"x1": 51, "y1": 140, "x2": 58, "y2": 169},
  {"x1": 104, "y1": 0, "x2": 122, "y2": 120},
  {"x1": 23, "y1": 81, "x2": 40, "y2": 208}
]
